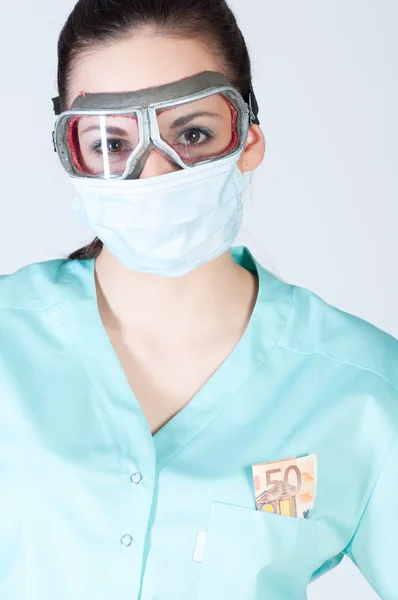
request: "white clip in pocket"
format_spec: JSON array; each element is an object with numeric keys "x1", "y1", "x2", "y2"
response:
[{"x1": 193, "y1": 530, "x2": 207, "y2": 563}]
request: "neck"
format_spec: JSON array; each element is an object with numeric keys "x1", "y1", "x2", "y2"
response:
[{"x1": 94, "y1": 246, "x2": 258, "y2": 340}]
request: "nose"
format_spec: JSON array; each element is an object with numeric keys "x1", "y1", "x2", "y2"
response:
[{"x1": 139, "y1": 149, "x2": 181, "y2": 179}]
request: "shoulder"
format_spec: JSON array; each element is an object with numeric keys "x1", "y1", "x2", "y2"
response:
[
  {"x1": 278, "y1": 281, "x2": 398, "y2": 393},
  {"x1": 0, "y1": 258, "x2": 68, "y2": 311}
]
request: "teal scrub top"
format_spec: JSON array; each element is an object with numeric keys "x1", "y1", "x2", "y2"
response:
[{"x1": 1, "y1": 245, "x2": 398, "y2": 600}]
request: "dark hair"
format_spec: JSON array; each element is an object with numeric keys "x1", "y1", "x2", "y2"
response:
[{"x1": 57, "y1": 0, "x2": 256, "y2": 261}]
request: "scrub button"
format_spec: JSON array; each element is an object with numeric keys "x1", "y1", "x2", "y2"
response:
[
  {"x1": 130, "y1": 472, "x2": 143, "y2": 485},
  {"x1": 121, "y1": 534, "x2": 133, "y2": 546}
]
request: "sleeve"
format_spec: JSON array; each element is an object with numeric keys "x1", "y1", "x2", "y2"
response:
[{"x1": 343, "y1": 436, "x2": 398, "y2": 599}]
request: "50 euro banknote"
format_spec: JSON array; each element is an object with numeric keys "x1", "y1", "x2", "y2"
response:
[{"x1": 252, "y1": 454, "x2": 318, "y2": 519}]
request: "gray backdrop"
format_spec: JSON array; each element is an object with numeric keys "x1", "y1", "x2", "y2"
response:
[{"x1": 1, "y1": 1, "x2": 397, "y2": 597}]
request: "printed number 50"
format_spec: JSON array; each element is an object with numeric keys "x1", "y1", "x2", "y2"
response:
[{"x1": 266, "y1": 466, "x2": 302, "y2": 498}]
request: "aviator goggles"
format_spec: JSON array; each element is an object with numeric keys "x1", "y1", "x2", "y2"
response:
[{"x1": 52, "y1": 71, "x2": 260, "y2": 180}]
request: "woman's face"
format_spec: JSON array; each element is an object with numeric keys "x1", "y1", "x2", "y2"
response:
[{"x1": 68, "y1": 32, "x2": 264, "y2": 178}]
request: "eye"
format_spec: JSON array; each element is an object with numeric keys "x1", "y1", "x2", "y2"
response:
[
  {"x1": 89, "y1": 138, "x2": 131, "y2": 155},
  {"x1": 176, "y1": 128, "x2": 213, "y2": 146},
  {"x1": 183, "y1": 129, "x2": 204, "y2": 144},
  {"x1": 106, "y1": 138, "x2": 124, "y2": 153}
]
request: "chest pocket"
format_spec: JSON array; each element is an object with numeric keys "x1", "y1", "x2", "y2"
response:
[{"x1": 195, "y1": 501, "x2": 321, "y2": 600}]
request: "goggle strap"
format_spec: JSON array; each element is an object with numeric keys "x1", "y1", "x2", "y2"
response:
[
  {"x1": 248, "y1": 84, "x2": 260, "y2": 125},
  {"x1": 52, "y1": 96, "x2": 61, "y2": 116}
]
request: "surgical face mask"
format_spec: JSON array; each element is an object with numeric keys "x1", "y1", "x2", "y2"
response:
[
  {"x1": 52, "y1": 72, "x2": 258, "y2": 276},
  {"x1": 69, "y1": 153, "x2": 249, "y2": 277}
]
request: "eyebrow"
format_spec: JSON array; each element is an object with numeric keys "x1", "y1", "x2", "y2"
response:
[
  {"x1": 168, "y1": 112, "x2": 222, "y2": 129},
  {"x1": 79, "y1": 111, "x2": 222, "y2": 136},
  {"x1": 80, "y1": 124, "x2": 129, "y2": 136}
]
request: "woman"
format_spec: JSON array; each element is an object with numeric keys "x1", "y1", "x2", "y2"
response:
[{"x1": 1, "y1": 0, "x2": 397, "y2": 598}]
